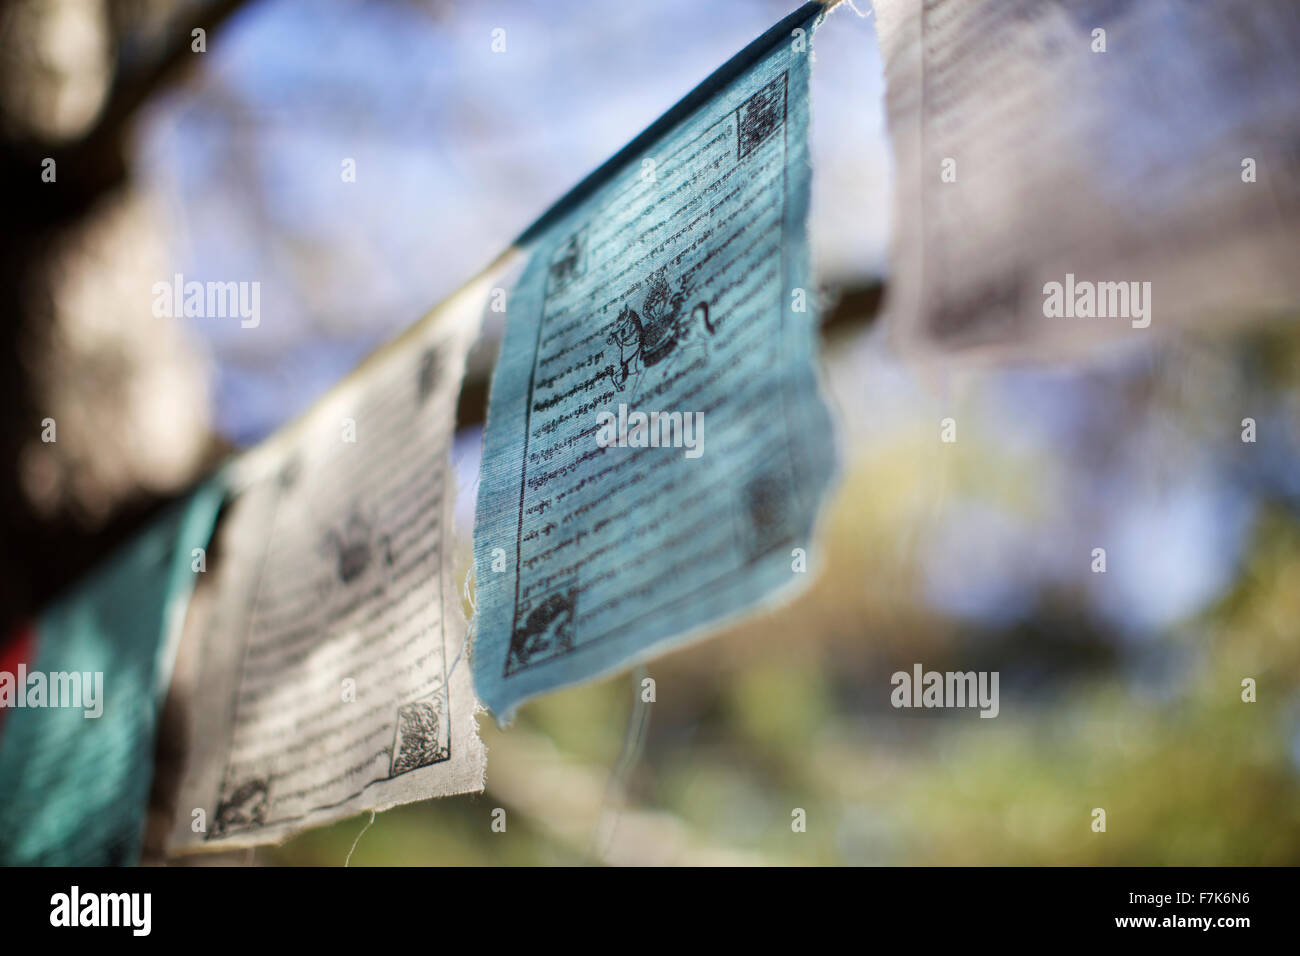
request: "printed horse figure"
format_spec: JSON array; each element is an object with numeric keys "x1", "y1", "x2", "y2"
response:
[{"x1": 607, "y1": 267, "x2": 711, "y2": 389}]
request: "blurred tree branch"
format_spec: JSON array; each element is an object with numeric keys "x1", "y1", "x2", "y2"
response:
[{"x1": 4, "y1": 0, "x2": 254, "y2": 227}]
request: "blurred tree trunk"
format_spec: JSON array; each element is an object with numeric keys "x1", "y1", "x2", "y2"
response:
[{"x1": 0, "y1": 0, "x2": 252, "y2": 633}]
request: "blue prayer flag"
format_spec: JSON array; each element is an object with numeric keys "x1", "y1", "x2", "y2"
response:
[
  {"x1": 0, "y1": 480, "x2": 225, "y2": 865},
  {"x1": 473, "y1": 3, "x2": 838, "y2": 717}
]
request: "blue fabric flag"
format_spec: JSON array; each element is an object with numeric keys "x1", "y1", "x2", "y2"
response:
[
  {"x1": 473, "y1": 3, "x2": 838, "y2": 717},
  {"x1": 0, "y1": 480, "x2": 226, "y2": 865}
]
